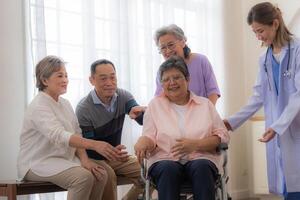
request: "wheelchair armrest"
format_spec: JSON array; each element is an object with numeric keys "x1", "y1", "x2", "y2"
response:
[
  {"x1": 216, "y1": 143, "x2": 228, "y2": 153},
  {"x1": 216, "y1": 143, "x2": 229, "y2": 170}
]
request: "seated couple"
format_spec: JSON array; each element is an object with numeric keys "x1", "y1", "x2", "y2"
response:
[
  {"x1": 17, "y1": 56, "x2": 145, "y2": 200},
  {"x1": 18, "y1": 55, "x2": 228, "y2": 200}
]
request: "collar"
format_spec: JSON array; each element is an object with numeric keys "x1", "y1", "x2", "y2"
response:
[
  {"x1": 267, "y1": 40, "x2": 293, "y2": 64},
  {"x1": 39, "y1": 91, "x2": 61, "y2": 104},
  {"x1": 159, "y1": 91, "x2": 202, "y2": 105},
  {"x1": 273, "y1": 39, "x2": 295, "y2": 54},
  {"x1": 91, "y1": 89, "x2": 118, "y2": 108}
]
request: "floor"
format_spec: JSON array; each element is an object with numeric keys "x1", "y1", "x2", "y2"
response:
[
  {"x1": 118, "y1": 185, "x2": 284, "y2": 200},
  {"x1": 240, "y1": 194, "x2": 283, "y2": 200}
]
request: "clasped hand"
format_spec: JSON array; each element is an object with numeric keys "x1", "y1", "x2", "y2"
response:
[
  {"x1": 94, "y1": 141, "x2": 129, "y2": 162},
  {"x1": 171, "y1": 138, "x2": 198, "y2": 158}
]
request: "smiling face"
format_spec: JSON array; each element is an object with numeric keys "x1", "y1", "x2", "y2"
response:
[
  {"x1": 89, "y1": 63, "x2": 117, "y2": 103},
  {"x1": 161, "y1": 67, "x2": 189, "y2": 105},
  {"x1": 42, "y1": 66, "x2": 68, "y2": 101},
  {"x1": 158, "y1": 34, "x2": 185, "y2": 60},
  {"x1": 251, "y1": 20, "x2": 278, "y2": 46}
]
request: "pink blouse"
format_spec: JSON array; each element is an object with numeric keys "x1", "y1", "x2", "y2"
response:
[{"x1": 143, "y1": 92, "x2": 229, "y2": 171}]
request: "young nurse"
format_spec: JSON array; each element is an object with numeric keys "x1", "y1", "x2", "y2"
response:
[{"x1": 224, "y1": 2, "x2": 300, "y2": 200}]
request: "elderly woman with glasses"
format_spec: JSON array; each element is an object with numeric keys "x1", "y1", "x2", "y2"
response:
[
  {"x1": 134, "y1": 56, "x2": 229, "y2": 200},
  {"x1": 154, "y1": 24, "x2": 220, "y2": 105}
]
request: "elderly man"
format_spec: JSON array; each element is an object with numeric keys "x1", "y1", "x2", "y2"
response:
[{"x1": 76, "y1": 59, "x2": 145, "y2": 200}]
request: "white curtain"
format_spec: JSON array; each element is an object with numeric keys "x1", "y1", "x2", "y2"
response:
[{"x1": 23, "y1": 0, "x2": 224, "y2": 199}]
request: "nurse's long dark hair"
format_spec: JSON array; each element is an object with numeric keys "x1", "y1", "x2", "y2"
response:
[{"x1": 247, "y1": 2, "x2": 292, "y2": 48}]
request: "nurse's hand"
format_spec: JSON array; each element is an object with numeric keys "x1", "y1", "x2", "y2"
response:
[{"x1": 259, "y1": 128, "x2": 276, "y2": 142}]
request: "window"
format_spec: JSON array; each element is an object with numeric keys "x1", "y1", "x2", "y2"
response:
[
  {"x1": 28, "y1": 0, "x2": 224, "y2": 109},
  {"x1": 25, "y1": 1, "x2": 224, "y2": 198}
]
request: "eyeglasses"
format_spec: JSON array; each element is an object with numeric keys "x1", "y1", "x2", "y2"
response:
[
  {"x1": 158, "y1": 41, "x2": 178, "y2": 54},
  {"x1": 161, "y1": 75, "x2": 185, "y2": 84}
]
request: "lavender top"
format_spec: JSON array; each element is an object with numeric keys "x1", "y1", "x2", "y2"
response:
[{"x1": 155, "y1": 53, "x2": 221, "y2": 97}]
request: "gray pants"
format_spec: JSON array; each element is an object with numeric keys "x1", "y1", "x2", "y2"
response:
[{"x1": 25, "y1": 166, "x2": 108, "y2": 200}]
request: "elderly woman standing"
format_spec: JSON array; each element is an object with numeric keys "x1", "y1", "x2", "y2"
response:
[
  {"x1": 135, "y1": 56, "x2": 229, "y2": 200},
  {"x1": 154, "y1": 24, "x2": 220, "y2": 105},
  {"x1": 17, "y1": 56, "x2": 123, "y2": 200}
]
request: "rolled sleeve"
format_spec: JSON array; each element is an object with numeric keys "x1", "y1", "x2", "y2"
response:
[
  {"x1": 62, "y1": 130, "x2": 73, "y2": 146},
  {"x1": 202, "y1": 56, "x2": 221, "y2": 97},
  {"x1": 209, "y1": 101, "x2": 230, "y2": 143},
  {"x1": 142, "y1": 104, "x2": 157, "y2": 145},
  {"x1": 212, "y1": 128, "x2": 229, "y2": 143}
]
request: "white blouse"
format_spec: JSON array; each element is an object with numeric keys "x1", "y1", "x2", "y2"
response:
[{"x1": 17, "y1": 92, "x2": 81, "y2": 179}]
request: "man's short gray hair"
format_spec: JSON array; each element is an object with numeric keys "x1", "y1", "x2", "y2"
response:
[
  {"x1": 35, "y1": 55, "x2": 65, "y2": 91},
  {"x1": 154, "y1": 24, "x2": 187, "y2": 46}
]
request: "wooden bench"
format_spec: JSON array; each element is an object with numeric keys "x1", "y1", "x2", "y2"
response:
[{"x1": 0, "y1": 177, "x2": 133, "y2": 200}]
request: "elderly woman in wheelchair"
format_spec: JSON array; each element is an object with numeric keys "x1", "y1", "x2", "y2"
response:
[{"x1": 134, "y1": 56, "x2": 230, "y2": 200}]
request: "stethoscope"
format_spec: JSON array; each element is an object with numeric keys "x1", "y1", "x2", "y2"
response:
[{"x1": 264, "y1": 42, "x2": 292, "y2": 90}]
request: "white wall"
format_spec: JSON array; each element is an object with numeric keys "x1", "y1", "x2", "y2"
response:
[
  {"x1": 222, "y1": 0, "x2": 250, "y2": 198},
  {"x1": 0, "y1": 0, "x2": 26, "y2": 180}
]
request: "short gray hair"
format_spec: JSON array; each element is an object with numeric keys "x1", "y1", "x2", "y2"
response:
[
  {"x1": 154, "y1": 24, "x2": 187, "y2": 46},
  {"x1": 90, "y1": 59, "x2": 115, "y2": 75},
  {"x1": 154, "y1": 24, "x2": 191, "y2": 58},
  {"x1": 159, "y1": 55, "x2": 190, "y2": 82},
  {"x1": 35, "y1": 55, "x2": 65, "y2": 91}
]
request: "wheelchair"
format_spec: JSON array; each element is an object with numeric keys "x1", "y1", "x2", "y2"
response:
[{"x1": 140, "y1": 143, "x2": 231, "y2": 200}]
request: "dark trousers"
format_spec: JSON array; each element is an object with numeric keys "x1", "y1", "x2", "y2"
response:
[
  {"x1": 149, "y1": 159, "x2": 218, "y2": 200},
  {"x1": 285, "y1": 192, "x2": 300, "y2": 200}
]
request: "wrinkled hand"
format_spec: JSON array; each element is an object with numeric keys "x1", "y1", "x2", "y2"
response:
[
  {"x1": 171, "y1": 139, "x2": 198, "y2": 158},
  {"x1": 81, "y1": 159, "x2": 106, "y2": 181},
  {"x1": 93, "y1": 141, "x2": 123, "y2": 161},
  {"x1": 134, "y1": 141, "x2": 149, "y2": 164},
  {"x1": 129, "y1": 106, "x2": 146, "y2": 119},
  {"x1": 115, "y1": 144, "x2": 130, "y2": 162},
  {"x1": 223, "y1": 119, "x2": 232, "y2": 131},
  {"x1": 259, "y1": 128, "x2": 276, "y2": 143}
]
